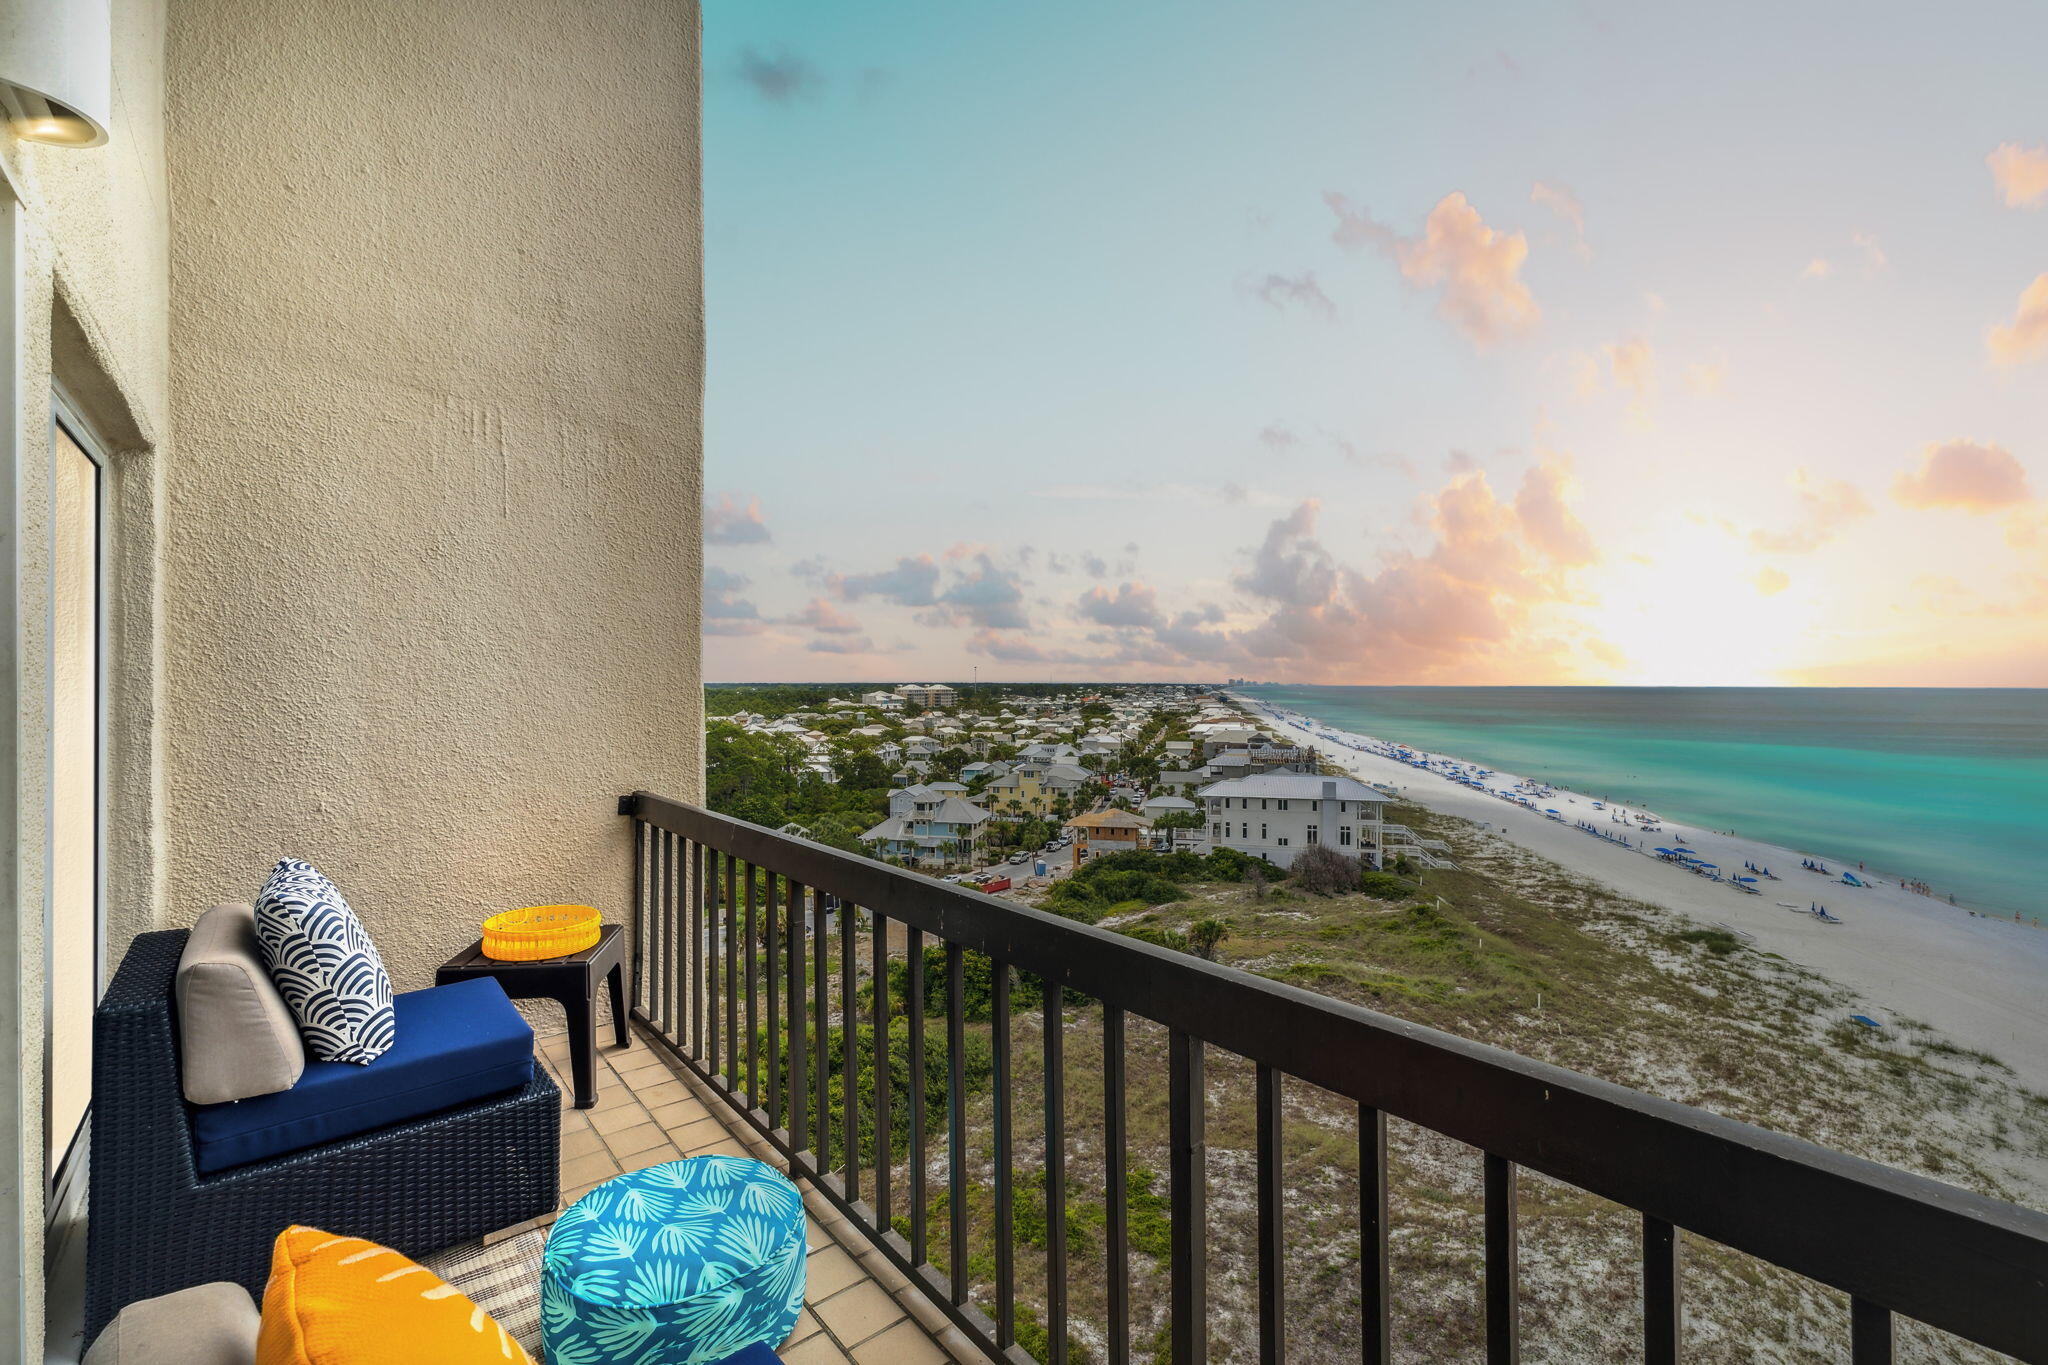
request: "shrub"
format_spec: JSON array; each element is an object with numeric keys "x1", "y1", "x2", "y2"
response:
[
  {"x1": 1187, "y1": 918, "x2": 1228, "y2": 960},
  {"x1": 1117, "y1": 923, "x2": 1188, "y2": 952},
  {"x1": 1358, "y1": 871, "x2": 1413, "y2": 900},
  {"x1": 1291, "y1": 844, "x2": 1362, "y2": 896},
  {"x1": 1677, "y1": 928, "x2": 1742, "y2": 956}
]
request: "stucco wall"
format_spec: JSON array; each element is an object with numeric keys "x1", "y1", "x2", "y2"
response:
[
  {"x1": 162, "y1": 0, "x2": 706, "y2": 984},
  {"x1": 4, "y1": 0, "x2": 172, "y2": 1350}
]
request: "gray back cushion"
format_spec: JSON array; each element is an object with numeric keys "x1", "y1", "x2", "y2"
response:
[
  {"x1": 83, "y1": 1280, "x2": 258, "y2": 1364},
  {"x1": 176, "y1": 903, "x2": 306, "y2": 1104}
]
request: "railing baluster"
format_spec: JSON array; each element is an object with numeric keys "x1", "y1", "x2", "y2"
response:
[
  {"x1": 1643, "y1": 1215, "x2": 1680, "y2": 1365},
  {"x1": 1851, "y1": 1298, "x2": 1893, "y2": 1365},
  {"x1": 690, "y1": 840, "x2": 703, "y2": 1055},
  {"x1": 1360, "y1": 1104, "x2": 1390, "y2": 1365},
  {"x1": 744, "y1": 861, "x2": 759, "y2": 1105},
  {"x1": 670, "y1": 835, "x2": 686, "y2": 1038},
  {"x1": 631, "y1": 820, "x2": 646, "y2": 1017},
  {"x1": 1257, "y1": 1063, "x2": 1285, "y2": 1365},
  {"x1": 645, "y1": 830, "x2": 663, "y2": 1031},
  {"x1": 813, "y1": 886, "x2": 831, "y2": 1173},
  {"x1": 766, "y1": 874, "x2": 780, "y2": 1129},
  {"x1": 946, "y1": 942, "x2": 968, "y2": 1304},
  {"x1": 786, "y1": 880, "x2": 807, "y2": 1156},
  {"x1": 908, "y1": 927, "x2": 928, "y2": 1265},
  {"x1": 1485, "y1": 1152, "x2": 1520, "y2": 1365},
  {"x1": 725, "y1": 852, "x2": 740, "y2": 1093},
  {"x1": 841, "y1": 899, "x2": 859, "y2": 1203},
  {"x1": 1169, "y1": 1029, "x2": 1207, "y2": 1365},
  {"x1": 872, "y1": 910, "x2": 892, "y2": 1232},
  {"x1": 671, "y1": 834, "x2": 688, "y2": 1047},
  {"x1": 994, "y1": 962, "x2": 1015, "y2": 1347},
  {"x1": 1105, "y1": 1008, "x2": 1129, "y2": 1365},
  {"x1": 1045, "y1": 977, "x2": 1068, "y2": 1365},
  {"x1": 706, "y1": 852, "x2": 720, "y2": 1079}
]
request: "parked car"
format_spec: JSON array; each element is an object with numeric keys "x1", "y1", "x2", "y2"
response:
[{"x1": 1007, "y1": 852, "x2": 1029, "y2": 865}]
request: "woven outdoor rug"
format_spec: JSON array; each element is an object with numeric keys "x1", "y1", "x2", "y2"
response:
[{"x1": 422, "y1": 1227, "x2": 547, "y2": 1356}]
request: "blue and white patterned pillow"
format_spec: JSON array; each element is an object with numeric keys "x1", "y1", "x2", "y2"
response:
[
  {"x1": 541, "y1": 1156, "x2": 807, "y2": 1365},
  {"x1": 253, "y1": 858, "x2": 396, "y2": 1065}
]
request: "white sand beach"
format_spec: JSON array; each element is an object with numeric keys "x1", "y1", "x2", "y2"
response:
[{"x1": 1240, "y1": 698, "x2": 2048, "y2": 1093}]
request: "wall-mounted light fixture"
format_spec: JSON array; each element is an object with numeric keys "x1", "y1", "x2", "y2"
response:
[{"x1": 1, "y1": 0, "x2": 112, "y2": 148}]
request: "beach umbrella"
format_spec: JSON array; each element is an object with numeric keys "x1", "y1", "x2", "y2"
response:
[
  {"x1": 1671, "y1": 847, "x2": 1698, "y2": 855},
  {"x1": 1653, "y1": 847, "x2": 1674, "y2": 855},
  {"x1": 1734, "y1": 876, "x2": 1758, "y2": 883}
]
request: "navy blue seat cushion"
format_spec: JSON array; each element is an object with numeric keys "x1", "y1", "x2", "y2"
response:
[
  {"x1": 715, "y1": 1346, "x2": 781, "y2": 1365},
  {"x1": 190, "y1": 976, "x2": 533, "y2": 1174}
]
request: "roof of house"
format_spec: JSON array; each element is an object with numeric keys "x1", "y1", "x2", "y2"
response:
[
  {"x1": 1067, "y1": 808, "x2": 1153, "y2": 830},
  {"x1": 1140, "y1": 794, "x2": 1199, "y2": 811},
  {"x1": 1196, "y1": 773, "x2": 1386, "y2": 802},
  {"x1": 925, "y1": 797, "x2": 993, "y2": 825}
]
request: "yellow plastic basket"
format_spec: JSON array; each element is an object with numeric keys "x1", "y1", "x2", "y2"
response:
[{"x1": 481, "y1": 904, "x2": 600, "y2": 961}]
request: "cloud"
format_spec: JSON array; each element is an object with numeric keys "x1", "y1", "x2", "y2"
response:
[
  {"x1": 1033, "y1": 482, "x2": 1292, "y2": 509},
  {"x1": 705, "y1": 495, "x2": 772, "y2": 545},
  {"x1": 1077, "y1": 581, "x2": 1164, "y2": 629},
  {"x1": 828, "y1": 555, "x2": 941, "y2": 605},
  {"x1": 788, "y1": 597, "x2": 864, "y2": 633},
  {"x1": 807, "y1": 635, "x2": 877, "y2": 655},
  {"x1": 1081, "y1": 554, "x2": 1109, "y2": 578},
  {"x1": 704, "y1": 566, "x2": 760, "y2": 622},
  {"x1": 1802, "y1": 235, "x2": 1886, "y2": 283},
  {"x1": 1988, "y1": 143, "x2": 2048, "y2": 208},
  {"x1": 1513, "y1": 461, "x2": 1597, "y2": 566},
  {"x1": 1745, "y1": 470, "x2": 1871, "y2": 553},
  {"x1": 1201, "y1": 463, "x2": 1606, "y2": 680},
  {"x1": 1684, "y1": 361, "x2": 1726, "y2": 395},
  {"x1": 1259, "y1": 424, "x2": 1301, "y2": 452},
  {"x1": 734, "y1": 49, "x2": 823, "y2": 103},
  {"x1": 1250, "y1": 272, "x2": 1336, "y2": 320},
  {"x1": 1529, "y1": 181, "x2": 1590, "y2": 257},
  {"x1": 1325, "y1": 191, "x2": 1539, "y2": 349},
  {"x1": 1987, "y1": 274, "x2": 2048, "y2": 366},
  {"x1": 933, "y1": 554, "x2": 1030, "y2": 629},
  {"x1": 1892, "y1": 440, "x2": 2034, "y2": 511},
  {"x1": 1754, "y1": 566, "x2": 1790, "y2": 596},
  {"x1": 1603, "y1": 337, "x2": 1654, "y2": 396},
  {"x1": 964, "y1": 631, "x2": 1101, "y2": 665}
]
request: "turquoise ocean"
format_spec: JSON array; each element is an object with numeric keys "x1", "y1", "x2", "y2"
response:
[{"x1": 1240, "y1": 686, "x2": 2048, "y2": 918}]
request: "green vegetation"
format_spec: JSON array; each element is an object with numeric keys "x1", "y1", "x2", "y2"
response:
[
  {"x1": 704, "y1": 722, "x2": 890, "y2": 853},
  {"x1": 1675, "y1": 927, "x2": 1744, "y2": 956}
]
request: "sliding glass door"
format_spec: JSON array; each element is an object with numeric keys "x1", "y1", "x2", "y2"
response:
[{"x1": 47, "y1": 413, "x2": 102, "y2": 1194}]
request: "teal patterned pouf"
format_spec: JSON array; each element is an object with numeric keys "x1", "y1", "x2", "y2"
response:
[{"x1": 541, "y1": 1155, "x2": 807, "y2": 1365}]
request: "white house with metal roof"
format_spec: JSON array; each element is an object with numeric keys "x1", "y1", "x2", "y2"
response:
[{"x1": 1197, "y1": 773, "x2": 1389, "y2": 869}]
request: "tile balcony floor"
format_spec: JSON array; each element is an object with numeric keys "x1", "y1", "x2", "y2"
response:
[{"x1": 526, "y1": 1025, "x2": 988, "y2": 1365}]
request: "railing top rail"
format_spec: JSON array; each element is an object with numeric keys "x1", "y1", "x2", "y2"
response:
[{"x1": 625, "y1": 792, "x2": 2048, "y2": 1358}]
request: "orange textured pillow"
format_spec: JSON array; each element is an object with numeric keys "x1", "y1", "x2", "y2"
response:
[{"x1": 257, "y1": 1225, "x2": 533, "y2": 1365}]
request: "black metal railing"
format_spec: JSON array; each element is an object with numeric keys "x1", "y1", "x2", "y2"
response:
[{"x1": 620, "y1": 793, "x2": 2048, "y2": 1365}]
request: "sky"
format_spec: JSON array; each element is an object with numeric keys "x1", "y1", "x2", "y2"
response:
[{"x1": 702, "y1": 1, "x2": 2048, "y2": 686}]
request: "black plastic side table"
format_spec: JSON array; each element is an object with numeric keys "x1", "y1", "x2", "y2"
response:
[{"x1": 436, "y1": 923, "x2": 628, "y2": 1109}]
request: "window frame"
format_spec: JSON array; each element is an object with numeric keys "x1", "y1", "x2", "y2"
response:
[{"x1": 45, "y1": 392, "x2": 109, "y2": 1212}]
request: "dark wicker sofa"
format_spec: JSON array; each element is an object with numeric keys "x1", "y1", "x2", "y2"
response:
[{"x1": 85, "y1": 930, "x2": 560, "y2": 1345}]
